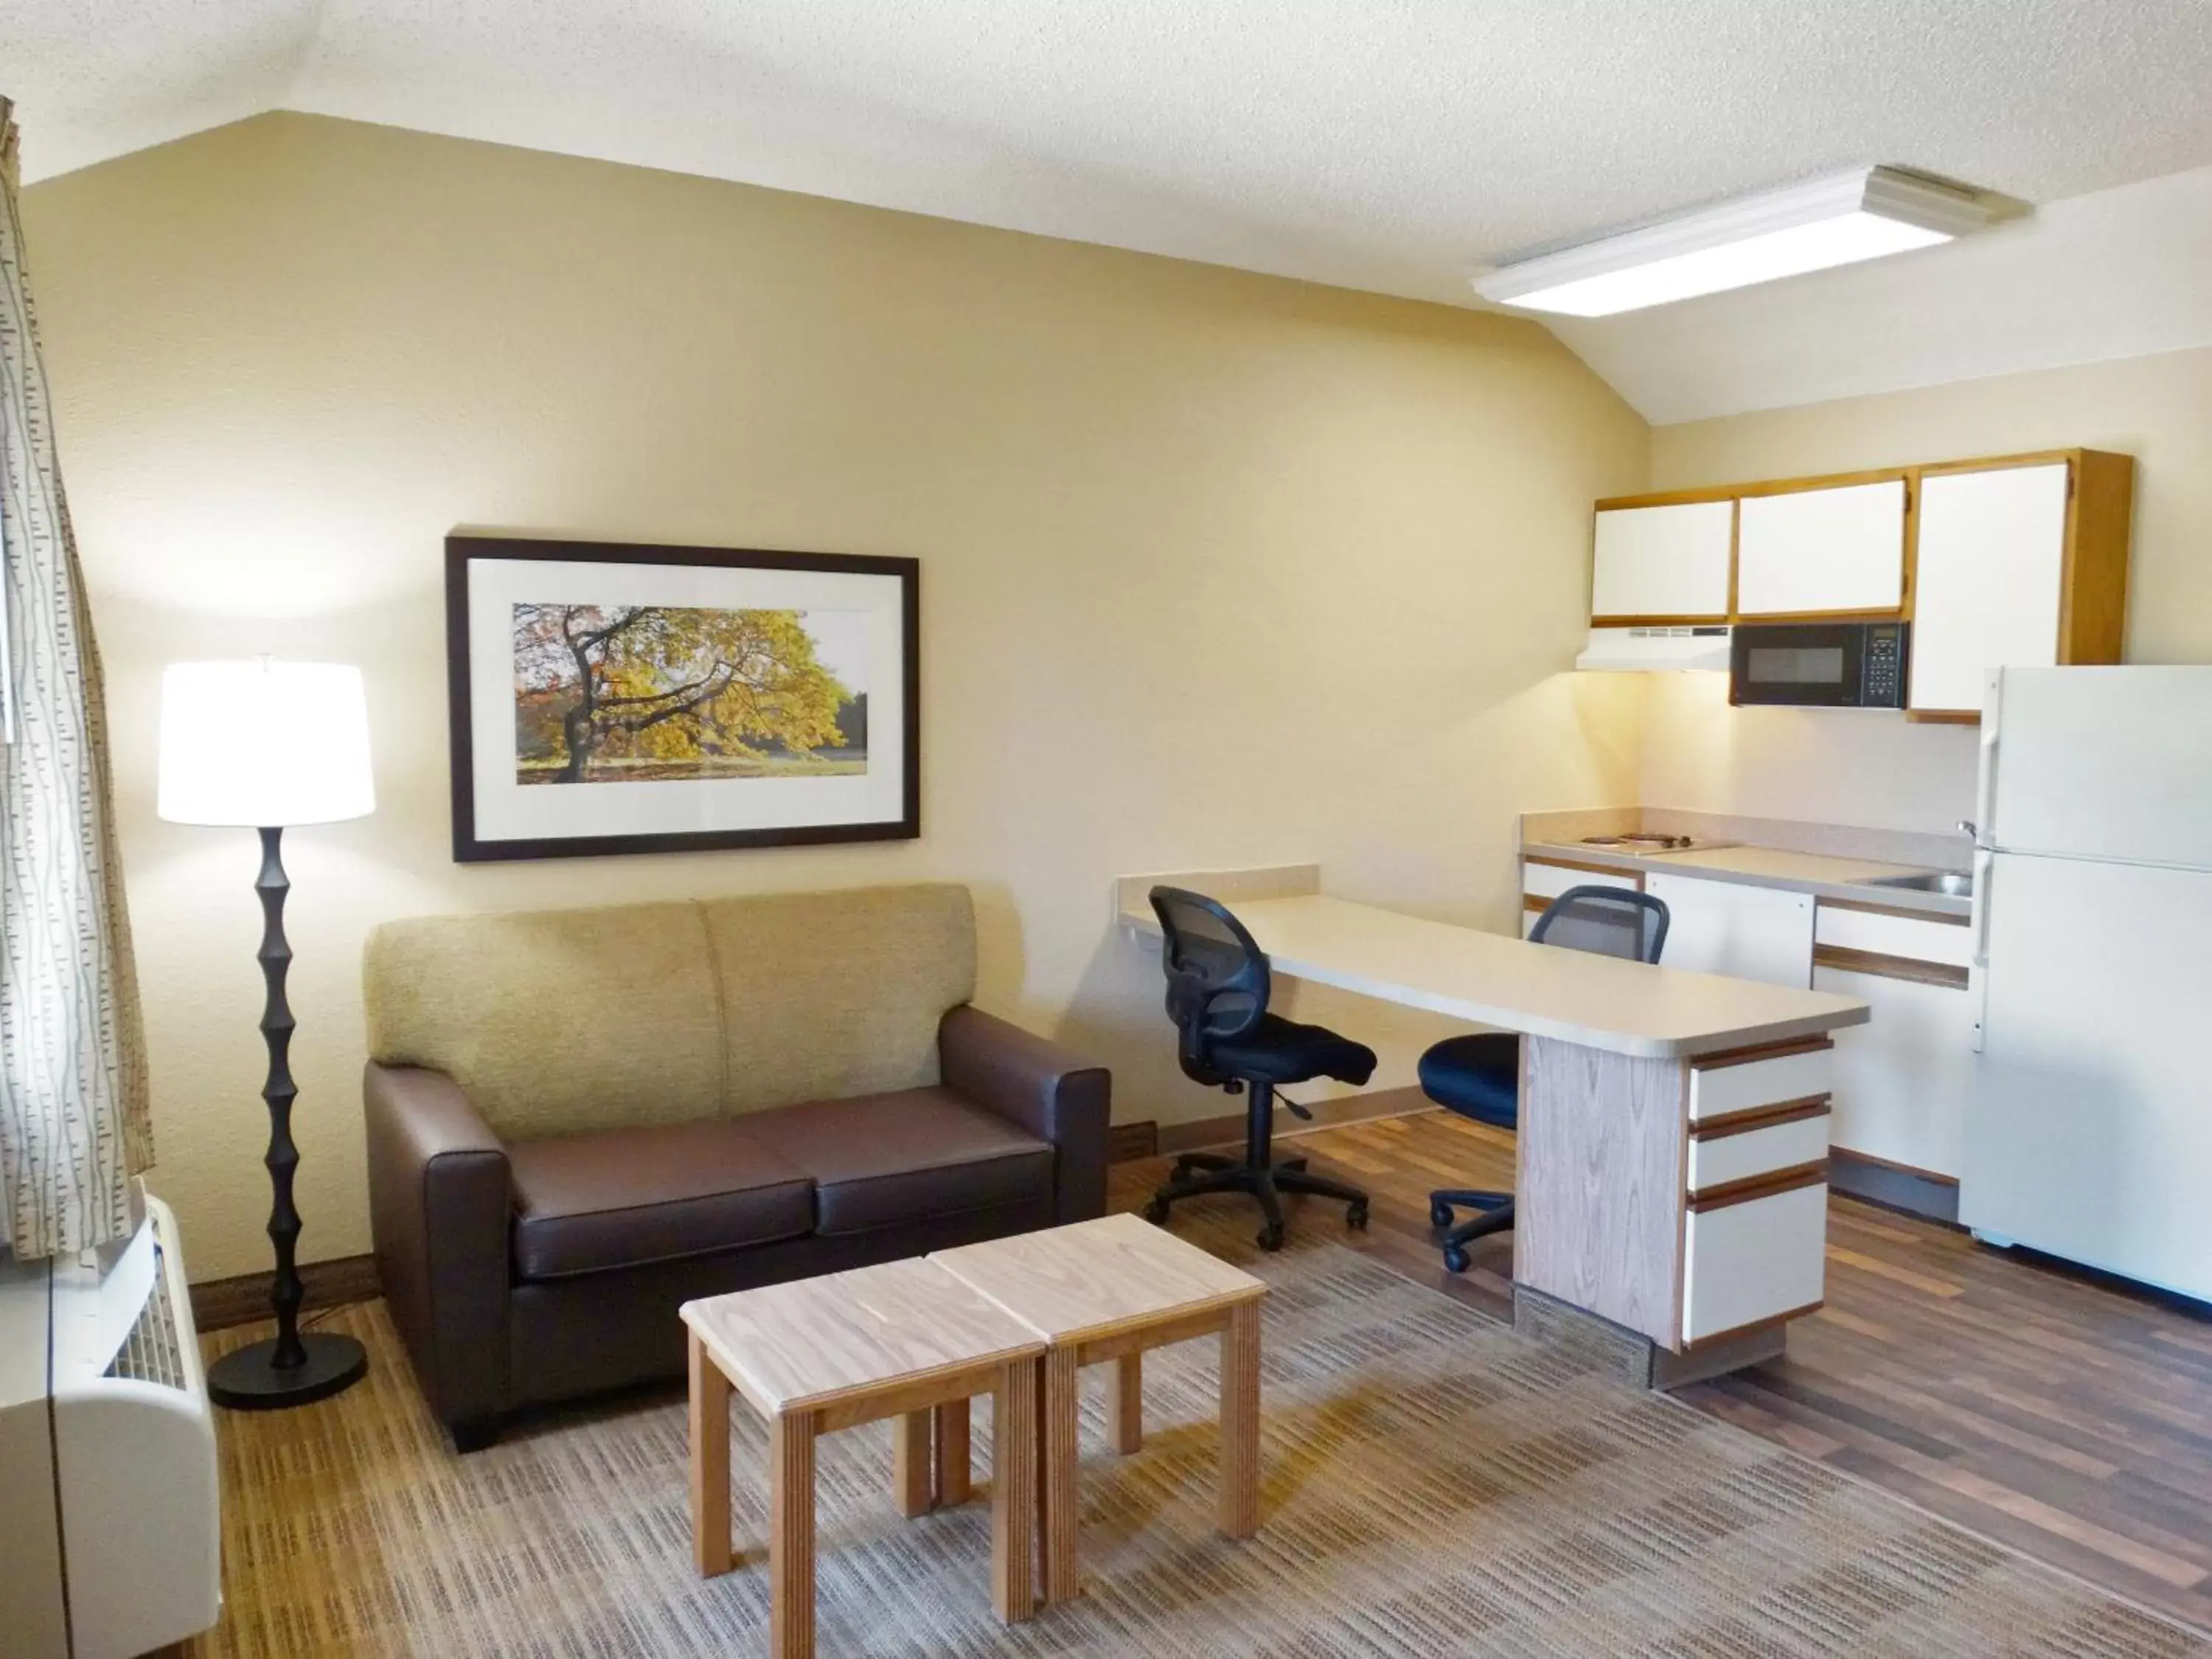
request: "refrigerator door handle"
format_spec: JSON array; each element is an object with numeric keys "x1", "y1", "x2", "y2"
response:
[
  {"x1": 1969, "y1": 848, "x2": 1994, "y2": 1052},
  {"x1": 1973, "y1": 667, "x2": 2002, "y2": 852}
]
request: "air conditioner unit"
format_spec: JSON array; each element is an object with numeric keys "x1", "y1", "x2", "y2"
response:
[{"x1": 0, "y1": 1183, "x2": 221, "y2": 1659}]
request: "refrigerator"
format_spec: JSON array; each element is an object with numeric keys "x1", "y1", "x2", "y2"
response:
[{"x1": 1961, "y1": 665, "x2": 2212, "y2": 1304}]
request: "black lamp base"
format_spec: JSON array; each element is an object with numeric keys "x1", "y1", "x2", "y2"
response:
[{"x1": 207, "y1": 1332, "x2": 368, "y2": 1411}]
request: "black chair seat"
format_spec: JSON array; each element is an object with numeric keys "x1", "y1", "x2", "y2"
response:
[
  {"x1": 1210, "y1": 1014, "x2": 1378, "y2": 1088},
  {"x1": 1417, "y1": 1032, "x2": 1518, "y2": 1128}
]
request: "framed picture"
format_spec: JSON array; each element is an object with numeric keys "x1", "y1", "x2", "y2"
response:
[{"x1": 445, "y1": 536, "x2": 919, "y2": 861}]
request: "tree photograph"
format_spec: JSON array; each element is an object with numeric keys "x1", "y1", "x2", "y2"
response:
[{"x1": 512, "y1": 602, "x2": 868, "y2": 785}]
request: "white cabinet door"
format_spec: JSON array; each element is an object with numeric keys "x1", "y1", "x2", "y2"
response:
[
  {"x1": 1644, "y1": 872, "x2": 1814, "y2": 988},
  {"x1": 1591, "y1": 501, "x2": 1733, "y2": 620},
  {"x1": 1812, "y1": 965, "x2": 1974, "y2": 1179},
  {"x1": 1736, "y1": 479, "x2": 1907, "y2": 616},
  {"x1": 1910, "y1": 464, "x2": 2070, "y2": 714}
]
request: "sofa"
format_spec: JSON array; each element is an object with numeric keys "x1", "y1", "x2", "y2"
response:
[{"x1": 362, "y1": 883, "x2": 1110, "y2": 1450}]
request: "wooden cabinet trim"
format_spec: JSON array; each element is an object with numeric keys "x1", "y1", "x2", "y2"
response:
[
  {"x1": 1596, "y1": 465, "x2": 1911, "y2": 512},
  {"x1": 1687, "y1": 1161, "x2": 1829, "y2": 1211},
  {"x1": 2058, "y1": 450, "x2": 2134, "y2": 667},
  {"x1": 1690, "y1": 1096, "x2": 1832, "y2": 1141},
  {"x1": 1690, "y1": 1034, "x2": 1835, "y2": 1071},
  {"x1": 1588, "y1": 613, "x2": 1732, "y2": 628},
  {"x1": 1812, "y1": 943, "x2": 1969, "y2": 990}
]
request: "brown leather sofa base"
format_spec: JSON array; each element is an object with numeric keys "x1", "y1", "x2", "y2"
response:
[{"x1": 366, "y1": 1004, "x2": 1108, "y2": 1449}]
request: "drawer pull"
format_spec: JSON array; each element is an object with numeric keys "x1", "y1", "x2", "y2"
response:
[{"x1": 1687, "y1": 1161, "x2": 1828, "y2": 1213}]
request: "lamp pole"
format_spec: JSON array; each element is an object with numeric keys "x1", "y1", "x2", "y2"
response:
[{"x1": 205, "y1": 823, "x2": 367, "y2": 1408}]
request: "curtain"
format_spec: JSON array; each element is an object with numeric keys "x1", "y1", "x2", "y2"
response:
[{"x1": 0, "y1": 100, "x2": 153, "y2": 1259}]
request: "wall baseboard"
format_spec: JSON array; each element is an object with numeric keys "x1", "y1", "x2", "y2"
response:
[
  {"x1": 190, "y1": 1253, "x2": 383, "y2": 1332},
  {"x1": 1829, "y1": 1149, "x2": 1961, "y2": 1225},
  {"x1": 1113, "y1": 1085, "x2": 1432, "y2": 1161}
]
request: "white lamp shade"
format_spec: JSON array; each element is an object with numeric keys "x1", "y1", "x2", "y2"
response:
[{"x1": 158, "y1": 661, "x2": 375, "y2": 827}]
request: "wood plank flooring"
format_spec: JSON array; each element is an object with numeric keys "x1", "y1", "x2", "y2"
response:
[{"x1": 1111, "y1": 1108, "x2": 2212, "y2": 1634}]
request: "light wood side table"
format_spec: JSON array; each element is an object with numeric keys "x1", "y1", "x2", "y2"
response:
[
  {"x1": 681, "y1": 1257, "x2": 1046, "y2": 1659},
  {"x1": 932, "y1": 1213, "x2": 1268, "y2": 1604}
]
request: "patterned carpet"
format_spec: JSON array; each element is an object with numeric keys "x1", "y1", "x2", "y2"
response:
[{"x1": 195, "y1": 1222, "x2": 2210, "y2": 1658}]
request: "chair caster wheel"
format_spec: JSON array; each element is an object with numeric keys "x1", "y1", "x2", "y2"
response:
[
  {"x1": 1346, "y1": 1200, "x2": 1369, "y2": 1231},
  {"x1": 1429, "y1": 1199, "x2": 1455, "y2": 1228},
  {"x1": 1256, "y1": 1222, "x2": 1285, "y2": 1252},
  {"x1": 1142, "y1": 1197, "x2": 1169, "y2": 1225},
  {"x1": 1441, "y1": 1244, "x2": 1471, "y2": 1274}
]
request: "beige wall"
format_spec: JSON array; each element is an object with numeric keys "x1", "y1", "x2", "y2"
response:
[
  {"x1": 24, "y1": 114, "x2": 1648, "y2": 1279},
  {"x1": 1642, "y1": 345, "x2": 2212, "y2": 830}
]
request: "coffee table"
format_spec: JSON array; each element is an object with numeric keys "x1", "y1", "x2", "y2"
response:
[
  {"x1": 681, "y1": 1256, "x2": 1046, "y2": 1659},
  {"x1": 932, "y1": 1212, "x2": 1268, "y2": 1604}
]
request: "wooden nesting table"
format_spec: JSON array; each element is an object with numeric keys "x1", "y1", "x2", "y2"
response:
[
  {"x1": 933, "y1": 1212, "x2": 1269, "y2": 1604},
  {"x1": 681, "y1": 1256, "x2": 1046, "y2": 1659}
]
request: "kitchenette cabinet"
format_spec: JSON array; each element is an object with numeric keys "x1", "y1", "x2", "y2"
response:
[
  {"x1": 1523, "y1": 855, "x2": 1972, "y2": 1219},
  {"x1": 1643, "y1": 871, "x2": 1813, "y2": 989},
  {"x1": 1579, "y1": 451, "x2": 2134, "y2": 717},
  {"x1": 1735, "y1": 477, "x2": 1907, "y2": 617},
  {"x1": 1907, "y1": 453, "x2": 2133, "y2": 719},
  {"x1": 1590, "y1": 499, "x2": 1734, "y2": 622}
]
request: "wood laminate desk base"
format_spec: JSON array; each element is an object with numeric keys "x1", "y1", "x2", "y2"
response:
[{"x1": 1514, "y1": 1031, "x2": 1835, "y2": 1364}]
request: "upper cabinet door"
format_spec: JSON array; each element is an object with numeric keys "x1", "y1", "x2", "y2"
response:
[
  {"x1": 1590, "y1": 500, "x2": 1733, "y2": 622},
  {"x1": 1909, "y1": 464, "x2": 2070, "y2": 715},
  {"x1": 1735, "y1": 479, "x2": 1907, "y2": 616}
]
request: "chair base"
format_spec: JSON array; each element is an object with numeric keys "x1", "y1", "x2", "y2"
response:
[
  {"x1": 1429, "y1": 1188, "x2": 1514, "y2": 1274},
  {"x1": 1145, "y1": 1149, "x2": 1368, "y2": 1252}
]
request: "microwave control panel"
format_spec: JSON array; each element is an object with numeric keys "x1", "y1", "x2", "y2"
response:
[{"x1": 1863, "y1": 623, "x2": 1907, "y2": 708}]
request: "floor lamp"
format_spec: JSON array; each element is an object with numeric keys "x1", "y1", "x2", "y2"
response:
[{"x1": 158, "y1": 659, "x2": 375, "y2": 1409}]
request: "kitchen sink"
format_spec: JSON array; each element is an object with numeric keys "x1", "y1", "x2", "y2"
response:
[{"x1": 1859, "y1": 871, "x2": 1975, "y2": 897}]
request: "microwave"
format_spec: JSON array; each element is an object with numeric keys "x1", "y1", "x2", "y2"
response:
[{"x1": 1729, "y1": 621, "x2": 1908, "y2": 708}]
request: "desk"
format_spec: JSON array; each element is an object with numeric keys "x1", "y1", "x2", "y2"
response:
[{"x1": 1120, "y1": 880, "x2": 1869, "y2": 1381}]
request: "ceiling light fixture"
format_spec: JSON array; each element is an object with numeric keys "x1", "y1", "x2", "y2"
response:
[{"x1": 1473, "y1": 165, "x2": 1997, "y2": 318}]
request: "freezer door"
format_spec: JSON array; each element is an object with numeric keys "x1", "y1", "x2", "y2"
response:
[
  {"x1": 1983, "y1": 666, "x2": 2212, "y2": 869},
  {"x1": 1961, "y1": 851, "x2": 2212, "y2": 1303}
]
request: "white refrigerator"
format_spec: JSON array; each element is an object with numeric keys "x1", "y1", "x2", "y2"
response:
[{"x1": 1961, "y1": 665, "x2": 2212, "y2": 1304}]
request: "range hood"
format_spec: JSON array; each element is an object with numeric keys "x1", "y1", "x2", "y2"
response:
[{"x1": 1576, "y1": 625, "x2": 1731, "y2": 672}]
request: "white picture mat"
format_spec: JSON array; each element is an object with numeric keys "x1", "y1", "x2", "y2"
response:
[{"x1": 467, "y1": 555, "x2": 908, "y2": 845}]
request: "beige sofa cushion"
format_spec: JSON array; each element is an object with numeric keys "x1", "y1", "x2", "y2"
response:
[
  {"x1": 702, "y1": 884, "x2": 976, "y2": 1116},
  {"x1": 364, "y1": 902, "x2": 724, "y2": 1141}
]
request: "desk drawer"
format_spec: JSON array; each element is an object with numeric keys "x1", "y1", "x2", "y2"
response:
[
  {"x1": 1688, "y1": 1108, "x2": 1830, "y2": 1194},
  {"x1": 1688, "y1": 1041, "x2": 1833, "y2": 1124},
  {"x1": 1682, "y1": 1178, "x2": 1828, "y2": 1347}
]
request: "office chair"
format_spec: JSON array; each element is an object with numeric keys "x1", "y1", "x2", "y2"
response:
[
  {"x1": 1425, "y1": 884, "x2": 1669, "y2": 1272},
  {"x1": 1141, "y1": 886, "x2": 1377, "y2": 1251}
]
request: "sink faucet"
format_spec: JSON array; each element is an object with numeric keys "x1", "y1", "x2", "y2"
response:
[{"x1": 1958, "y1": 819, "x2": 1978, "y2": 841}]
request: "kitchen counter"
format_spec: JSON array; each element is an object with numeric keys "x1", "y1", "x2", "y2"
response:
[{"x1": 1522, "y1": 838, "x2": 1972, "y2": 919}]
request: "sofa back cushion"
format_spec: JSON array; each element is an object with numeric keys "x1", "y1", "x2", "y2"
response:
[
  {"x1": 702, "y1": 884, "x2": 976, "y2": 1116},
  {"x1": 364, "y1": 902, "x2": 725, "y2": 1140}
]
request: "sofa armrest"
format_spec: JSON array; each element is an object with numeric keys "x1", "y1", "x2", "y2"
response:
[
  {"x1": 364, "y1": 1062, "x2": 512, "y2": 1443},
  {"x1": 939, "y1": 1006, "x2": 1111, "y2": 1224}
]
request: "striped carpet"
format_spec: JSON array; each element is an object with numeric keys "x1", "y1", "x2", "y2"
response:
[{"x1": 195, "y1": 1222, "x2": 2209, "y2": 1658}]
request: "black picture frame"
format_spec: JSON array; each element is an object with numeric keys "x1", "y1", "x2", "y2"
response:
[{"x1": 445, "y1": 535, "x2": 920, "y2": 862}]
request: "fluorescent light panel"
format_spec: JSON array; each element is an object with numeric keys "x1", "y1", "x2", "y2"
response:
[{"x1": 1476, "y1": 166, "x2": 1994, "y2": 317}]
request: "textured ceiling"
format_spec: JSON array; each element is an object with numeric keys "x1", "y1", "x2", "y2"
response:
[{"x1": 7, "y1": 1, "x2": 2212, "y2": 420}]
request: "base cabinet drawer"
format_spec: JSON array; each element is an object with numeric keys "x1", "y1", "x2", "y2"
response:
[
  {"x1": 1523, "y1": 860, "x2": 1641, "y2": 902},
  {"x1": 1681, "y1": 1180, "x2": 1829, "y2": 1346},
  {"x1": 1688, "y1": 1043, "x2": 1833, "y2": 1123},
  {"x1": 1688, "y1": 1111, "x2": 1830, "y2": 1194}
]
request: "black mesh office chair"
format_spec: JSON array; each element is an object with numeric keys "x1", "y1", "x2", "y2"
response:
[
  {"x1": 1425, "y1": 885, "x2": 1669, "y2": 1271},
  {"x1": 1142, "y1": 886, "x2": 1377, "y2": 1251}
]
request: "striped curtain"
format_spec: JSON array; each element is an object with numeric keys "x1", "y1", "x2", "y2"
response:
[{"x1": 0, "y1": 100, "x2": 153, "y2": 1259}]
